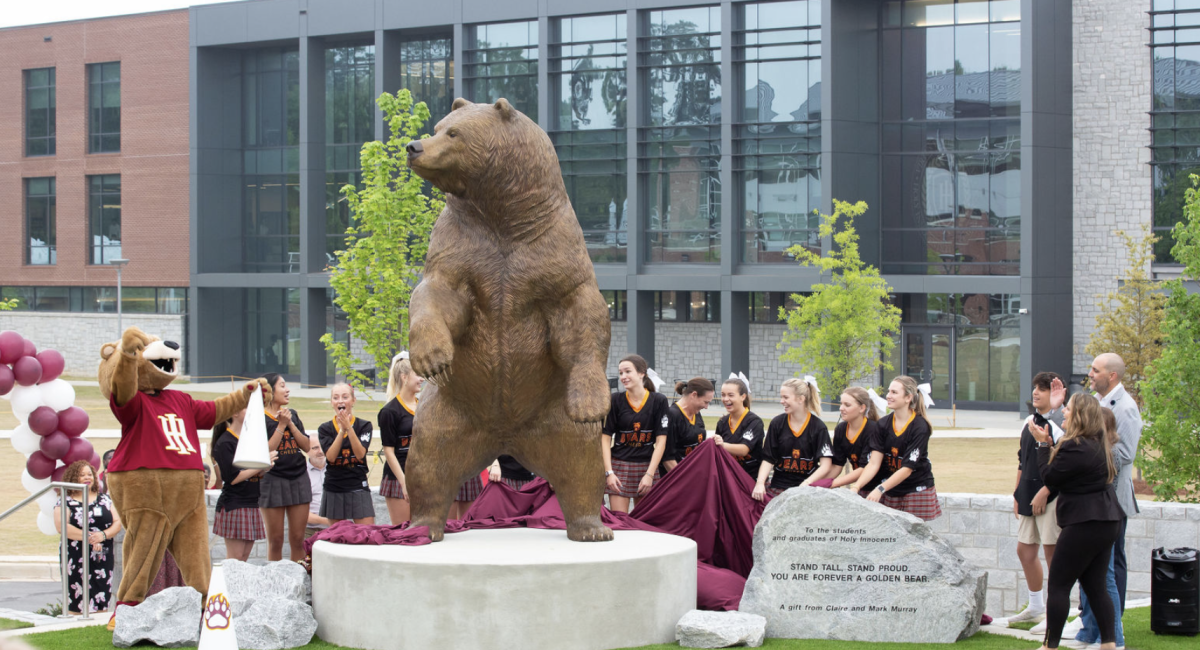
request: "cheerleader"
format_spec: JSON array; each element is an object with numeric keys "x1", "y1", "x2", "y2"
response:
[
  {"x1": 866, "y1": 376, "x2": 941, "y2": 521},
  {"x1": 488, "y1": 455, "x2": 537, "y2": 490},
  {"x1": 378, "y1": 354, "x2": 423, "y2": 525},
  {"x1": 259, "y1": 373, "x2": 311, "y2": 562},
  {"x1": 829, "y1": 387, "x2": 884, "y2": 490},
  {"x1": 753, "y1": 377, "x2": 832, "y2": 501},
  {"x1": 317, "y1": 384, "x2": 375, "y2": 524},
  {"x1": 662, "y1": 378, "x2": 715, "y2": 471},
  {"x1": 713, "y1": 377, "x2": 766, "y2": 479},
  {"x1": 602, "y1": 354, "x2": 670, "y2": 513},
  {"x1": 211, "y1": 409, "x2": 273, "y2": 561}
]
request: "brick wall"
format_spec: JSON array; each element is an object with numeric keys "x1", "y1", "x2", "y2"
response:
[
  {"x1": 1071, "y1": 0, "x2": 1154, "y2": 374},
  {"x1": 0, "y1": 311, "x2": 185, "y2": 375},
  {"x1": 0, "y1": 10, "x2": 190, "y2": 289}
]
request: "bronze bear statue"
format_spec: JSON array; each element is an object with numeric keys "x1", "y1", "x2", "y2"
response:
[{"x1": 405, "y1": 97, "x2": 613, "y2": 542}]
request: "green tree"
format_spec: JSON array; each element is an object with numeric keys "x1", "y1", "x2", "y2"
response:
[
  {"x1": 1085, "y1": 225, "x2": 1167, "y2": 406},
  {"x1": 320, "y1": 90, "x2": 443, "y2": 390},
  {"x1": 779, "y1": 199, "x2": 902, "y2": 393},
  {"x1": 1140, "y1": 175, "x2": 1200, "y2": 503},
  {"x1": 0, "y1": 298, "x2": 16, "y2": 311}
]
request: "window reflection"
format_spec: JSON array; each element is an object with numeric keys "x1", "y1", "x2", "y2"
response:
[
  {"x1": 400, "y1": 38, "x2": 454, "y2": 131},
  {"x1": 247, "y1": 288, "x2": 300, "y2": 377},
  {"x1": 1150, "y1": 5, "x2": 1200, "y2": 263},
  {"x1": 467, "y1": 21, "x2": 538, "y2": 121},
  {"x1": 325, "y1": 45, "x2": 374, "y2": 261}
]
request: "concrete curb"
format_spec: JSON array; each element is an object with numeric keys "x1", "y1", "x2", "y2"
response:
[{"x1": 0, "y1": 557, "x2": 59, "y2": 582}]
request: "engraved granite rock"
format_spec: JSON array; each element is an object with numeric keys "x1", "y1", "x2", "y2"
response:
[
  {"x1": 676, "y1": 610, "x2": 766, "y2": 648},
  {"x1": 739, "y1": 487, "x2": 986, "y2": 643}
]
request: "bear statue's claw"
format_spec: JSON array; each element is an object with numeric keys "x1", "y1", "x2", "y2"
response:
[{"x1": 566, "y1": 519, "x2": 614, "y2": 542}]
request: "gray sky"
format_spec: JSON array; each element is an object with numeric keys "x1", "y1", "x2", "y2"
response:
[{"x1": 0, "y1": 1, "x2": 243, "y2": 29}]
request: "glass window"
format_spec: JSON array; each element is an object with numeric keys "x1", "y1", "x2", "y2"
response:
[
  {"x1": 243, "y1": 49, "x2": 300, "y2": 149},
  {"x1": 325, "y1": 45, "x2": 375, "y2": 258},
  {"x1": 467, "y1": 21, "x2": 538, "y2": 122},
  {"x1": 33, "y1": 287, "x2": 69, "y2": 311},
  {"x1": 247, "y1": 288, "x2": 301, "y2": 377},
  {"x1": 89, "y1": 175, "x2": 122, "y2": 265},
  {"x1": 643, "y1": 6, "x2": 722, "y2": 263},
  {"x1": 326, "y1": 288, "x2": 350, "y2": 384},
  {"x1": 121, "y1": 287, "x2": 157, "y2": 314},
  {"x1": 736, "y1": 1, "x2": 822, "y2": 264},
  {"x1": 1, "y1": 288, "x2": 35, "y2": 310},
  {"x1": 244, "y1": 175, "x2": 301, "y2": 273},
  {"x1": 551, "y1": 13, "x2": 628, "y2": 263},
  {"x1": 25, "y1": 68, "x2": 55, "y2": 156},
  {"x1": 881, "y1": 2, "x2": 1020, "y2": 275},
  {"x1": 88, "y1": 62, "x2": 121, "y2": 153},
  {"x1": 80, "y1": 287, "x2": 118, "y2": 313},
  {"x1": 400, "y1": 37, "x2": 454, "y2": 132},
  {"x1": 601, "y1": 290, "x2": 627, "y2": 321},
  {"x1": 243, "y1": 49, "x2": 300, "y2": 274},
  {"x1": 25, "y1": 177, "x2": 56, "y2": 266},
  {"x1": 1150, "y1": 5, "x2": 1200, "y2": 263},
  {"x1": 157, "y1": 288, "x2": 189, "y2": 314}
]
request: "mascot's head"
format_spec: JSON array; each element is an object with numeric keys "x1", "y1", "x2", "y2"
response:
[{"x1": 98, "y1": 327, "x2": 181, "y2": 399}]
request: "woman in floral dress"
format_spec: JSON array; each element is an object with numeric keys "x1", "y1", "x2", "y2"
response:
[{"x1": 54, "y1": 460, "x2": 122, "y2": 615}]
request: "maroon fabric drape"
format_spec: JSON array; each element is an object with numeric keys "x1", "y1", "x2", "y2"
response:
[{"x1": 303, "y1": 439, "x2": 765, "y2": 610}]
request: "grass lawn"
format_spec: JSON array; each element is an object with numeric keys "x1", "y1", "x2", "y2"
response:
[{"x1": 0, "y1": 618, "x2": 33, "y2": 631}]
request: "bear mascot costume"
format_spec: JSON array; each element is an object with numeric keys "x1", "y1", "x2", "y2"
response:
[{"x1": 98, "y1": 327, "x2": 268, "y2": 629}]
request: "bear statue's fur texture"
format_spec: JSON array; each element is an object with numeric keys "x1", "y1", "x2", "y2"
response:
[
  {"x1": 98, "y1": 327, "x2": 269, "y2": 617},
  {"x1": 405, "y1": 97, "x2": 613, "y2": 542}
]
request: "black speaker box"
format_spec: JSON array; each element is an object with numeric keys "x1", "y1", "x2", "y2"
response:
[{"x1": 1152, "y1": 547, "x2": 1199, "y2": 636}]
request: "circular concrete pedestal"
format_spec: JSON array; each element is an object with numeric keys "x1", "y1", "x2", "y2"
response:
[{"x1": 312, "y1": 528, "x2": 697, "y2": 650}]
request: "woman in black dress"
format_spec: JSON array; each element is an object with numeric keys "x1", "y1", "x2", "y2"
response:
[
  {"x1": 663, "y1": 378, "x2": 715, "y2": 471},
  {"x1": 1028, "y1": 394, "x2": 1122, "y2": 650},
  {"x1": 828, "y1": 386, "x2": 883, "y2": 491},
  {"x1": 714, "y1": 377, "x2": 766, "y2": 480},
  {"x1": 753, "y1": 377, "x2": 832, "y2": 500},
  {"x1": 54, "y1": 460, "x2": 122, "y2": 615},
  {"x1": 379, "y1": 354, "x2": 423, "y2": 524},
  {"x1": 318, "y1": 383, "x2": 375, "y2": 524},
  {"x1": 259, "y1": 373, "x2": 311, "y2": 561},
  {"x1": 602, "y1": 354, "x2": 670, "y2": 513}
]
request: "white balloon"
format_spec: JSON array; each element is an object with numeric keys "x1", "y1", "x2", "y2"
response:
[
  {"x1": 37, "y1": 490, "x2": 57, "y2": 515},
  {"x1": 40, "y1": 379, "x2": 75, "y2": 413},
  {"x1": 21, "y1": 468, "x2": 51, "y2": 494},
  {"x1": 36, "y1": 511, "x2": 58, "y2": 536},
  {"x1": 10, "y1": 423, "x2": 41, "y2": 455},
  {"x1": 9, "y1": 385, "x2": 45, "y2": 418}
]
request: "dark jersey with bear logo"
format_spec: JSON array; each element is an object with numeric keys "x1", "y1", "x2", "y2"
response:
[
  {"x1": 874, "y1": 412, "x2": 934, "y2": 496},
  {"x1": 832, "y1": 419, "x2": 884, "y2": 492},
  {"x1": 762, "y1": 412, "x2": 832, "y2": 490},
  {"x1": 318, "y1": 417, "x2": 373, "y2": 494},
  {"x1": 666, "y1": 402, "x2": 707, "y2": 464},
  {"x1": 604, "y1": 390, "x2": 670, "y2": 463},
  {"x1": 378, "y1": 397, "x2": 415, "y2": 480},
  {"x1": 716, "y1": 410, "x2": 766, "y2": 479},
  {"x1": 212, "y1": 424, "x2": 261, "y2": 511},
  {"x1": 263, "y1": 408, "x2": 307, "y2": 481}
]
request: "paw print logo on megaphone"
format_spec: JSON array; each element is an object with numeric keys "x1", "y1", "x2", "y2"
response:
[{"x1": 204, "y1": 593, "x2": 231, "y2": 630}]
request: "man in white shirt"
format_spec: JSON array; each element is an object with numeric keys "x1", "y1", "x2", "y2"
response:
[{"x1": 307, "y1": 443, "x2": 330, "y2": 532}]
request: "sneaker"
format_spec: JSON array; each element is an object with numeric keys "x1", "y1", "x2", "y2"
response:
[
  {"x1": 1062, "y1": 615, "x2": 1085, "y2": 638},
  {"x1": 1058, "y1": 640, "x2": 1091, "y2": 650},
  {"x1": 1083, "y1": 645, "x2": 1125, "y2": 650},
  {"x1": 1007, "y1": 604, "x2": 1046, "y2": 625},
  {"x1": 1029, "y1": 619, "x2": 1047, "y2": 635}
]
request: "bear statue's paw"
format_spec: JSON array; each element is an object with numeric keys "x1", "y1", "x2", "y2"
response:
[
  {"x1": 410, "y1": 518, "x2": 446, "y2": 542},
  {"x1": 566, "y1": 518, "x2": 614, "y2": 542},
  {"x1": 566, "y1": 373, "x2": 610, "y2": 423},
  {"x1": 409, "y1": 339, "x2": 454, "y2": 387}
]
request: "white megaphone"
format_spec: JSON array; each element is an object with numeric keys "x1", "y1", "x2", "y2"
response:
[
  {"x1": 199, "y1": 562, "x2": 239, "y2": 650},
  {"x1": 232, "y1": 384, "x2": 271, "y2": 470}
]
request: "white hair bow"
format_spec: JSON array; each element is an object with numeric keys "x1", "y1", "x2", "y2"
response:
[
  {"x1": 727, "y1": 371, "x2": 751, "y2": 393},
  {"x1": 392, "y1": 351, "x2": 409, "y2": 364},
  {"x1": 867, "y1": 388, "x2": 889, "y2": 412},
  {"x1": 803, "y1": 375, "x2": 820, "y2": 394},
  {"x1": 917, "y1": 383, "x2": 935, "y2": 409},
  {"x1": 646, "y1": 367, "x2": 665, "y2": 391}
]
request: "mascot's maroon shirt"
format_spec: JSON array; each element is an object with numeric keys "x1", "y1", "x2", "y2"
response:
[{"x1": 107, "y1": 390, "x2": 217, "y2": 472}]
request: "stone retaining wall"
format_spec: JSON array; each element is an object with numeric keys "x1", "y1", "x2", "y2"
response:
[
  {"x1": 0, "y1": 312, "x2": 186, "y2": 375},
  {"x1": 202, "y1": 490, "x2": 1200, "y2": 617}
]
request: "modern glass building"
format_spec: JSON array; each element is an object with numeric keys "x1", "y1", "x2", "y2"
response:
[{"x1": 190, "y1": 0, "x2": 1074, "y2": 408}]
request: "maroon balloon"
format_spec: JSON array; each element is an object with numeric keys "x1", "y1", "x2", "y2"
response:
[
  {"x1": 57, "y1": 407, "x2": 89, "y2": 438},
  {"x1": 35, "y1": 350, "x2": 65, "y2": 383},
  {"x1": 64, "y1": 437, "x2": 94, "y2": 465},
  {"x1": 90, "y1": 452, "x2": 102, "y2": 470},
  {"x1": 51, "y1": 464, "x2": 68, "y2": 483},
  {"x1": 12, "y1": 357, "x2": 42, "y2": 386},
  {"x1": 21, "y1": 339, "x2": 36, "y2": 358},
  {"x1": 0, "y1": 331, "x2": 22, "y2": 365},
  {"x1": 27, "y1": 406, "x2": 59, "y2": 437},
  {"x1": 39, "y1": 431, "x2": 71, "y2": 461},
  {"x1": 26, "y1": 451, "x2": 57, "y2": 480},
  {"x1": 0, "y1": 364, "x2": 13, "y2": 397}
]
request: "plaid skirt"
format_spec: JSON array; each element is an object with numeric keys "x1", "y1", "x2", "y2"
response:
[
  {"x1": 213, "y1": 507, "x2": 266, "y2": 541},
  {"x1": 380, "y1": 475, "x2": 405, "y2": 499},
  {"x1": 881, "y1": 487, "x2": 942, "y2": 521},
  {"x1": 501, "y1": 477, "x2": 532, "y2": 490},
  {"x1": 457, "y1": 475, "x2": 485, "y2": 502},
  {"x1": 766, "y1": 484, "x2": 788, "y2": 498},
  {"x1": 258, "y1": 472, "x2": 311, "y2": 508},
  {"x1": 319, "y1": 490, "x2": 374, "y2": 521},
  {"x1": 605, "y1": 458, "x2": 655, "y2": 499}
]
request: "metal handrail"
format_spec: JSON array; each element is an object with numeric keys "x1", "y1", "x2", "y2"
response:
[{"x1": 1, "y1": 481, "x2": 92, "y2": 620}]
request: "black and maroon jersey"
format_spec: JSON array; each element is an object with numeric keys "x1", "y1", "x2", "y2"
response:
[
  {"x1": 716, "y1": 410, "x2": 765, "y2": 478},
  {"x1": 318, "y1": 417, "x2": 373, "y2": 494},
  {"x1": 378, "y1": 397, "x2": 415, "y2": 480},
  {"x1": 603, "y1": 390, "x2": 670, "y2": 463},
  {"x1": 666, "y1": 402, "x2": 707, "y2": 463},
  {"x1": 762, "y1": 412, "x2": 832, "y2": 490},
  {"x1": 874, "y1": 412, "x2": 935, "y2": 496}
]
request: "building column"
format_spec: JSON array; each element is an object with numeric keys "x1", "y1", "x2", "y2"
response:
[
  {"x1": 375, "y1": 30, "x2": 401, "y2": 139},
  {"x1": 537, "y1": 16, "x2": 550, "y2": 130},
  {"x1": 721, "y1": 290, "x2": 749, "y2": 381},
  {"x1": 626, "y1": 289, "x2": 656, "y2": 366},
  {"x1": 453, "y1": 23, "x2": 465, "y2": 100},
  {"x1": 1019, "y1": 0, "x2": 1073, "y2": 403},
  {"x1": 299, "y1": 37, "x2": 327, "y2": 386}
]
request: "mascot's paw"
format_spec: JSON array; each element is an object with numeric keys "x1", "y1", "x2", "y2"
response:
[
  {"x1": 410, "y1": 335, "x2": 454, "y2": 386},
  {"x1": 120, "y1": 328, "x2": 151, "y2": 357},
  {"x1": 566, "y1": 371, "x2": 609, "y2": 423},
  {"x1": 567, "y1": 517, "x2": 614, "y2": 542},
  {"x1": 245, "y1": 377, "x2": 272, "y2": 404}
]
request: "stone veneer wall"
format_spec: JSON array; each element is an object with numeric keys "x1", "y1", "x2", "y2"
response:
[
  {"x1": 0, "y1": 312, "x2": 185, "y2": 375},
  {"x1": 1071, "y1": 0, "x2": 1153, "y2": 373},
  {"x1": 204, "y1": 489, "x2": 1200, "y2": 617}
]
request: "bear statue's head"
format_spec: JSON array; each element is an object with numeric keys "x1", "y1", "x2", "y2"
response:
[
  {"x1": 98, "y1": 327, "x2": 182, "y2": 399},
  {"x1": 406, "y1": 97, "x2": 560, "y2": 199}
]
